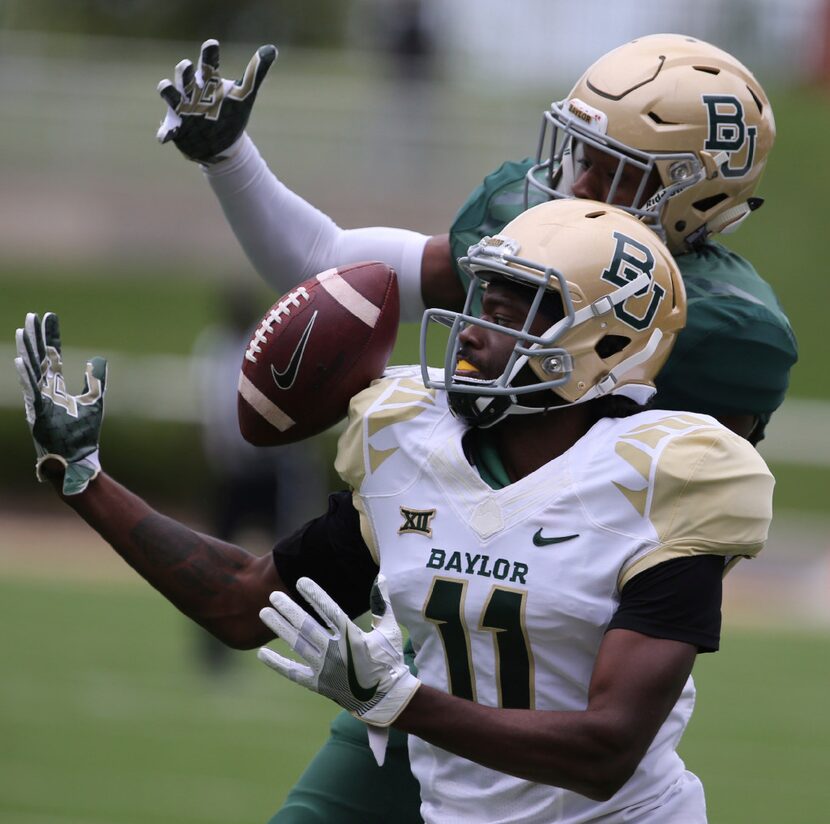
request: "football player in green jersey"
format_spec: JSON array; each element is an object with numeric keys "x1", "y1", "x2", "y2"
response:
[{"x1": 155, "y1": 33, "x2": 797, "y2": 822}]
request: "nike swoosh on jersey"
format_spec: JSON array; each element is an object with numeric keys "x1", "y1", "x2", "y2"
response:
[
  {"x1": 271, "y1": 310, "x2": 318, "y2": 391},
  {"x1": 346, "y1": 627, "x2": 380, "y2": 702},
  {"x1": 532, "y1": 528, "x2": 580, "y2": 546}
]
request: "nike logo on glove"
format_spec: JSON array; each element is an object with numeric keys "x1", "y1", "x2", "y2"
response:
[
  {"x1": 346, "y1": 627, "x2": 380, "y2": 702},
  {"x1": 533, "y1": 528, "x2": 580, "y2": 546},
  {"x1": 271, "y1": 310, "x2": 318, "y2": 391}
]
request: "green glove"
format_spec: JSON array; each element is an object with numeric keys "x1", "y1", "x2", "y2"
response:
[
  {"x1": 14, "y1": 312, "x2": 107, "y2": 496},
  {"x1": 156, "y1": 38, "x2": 277, "y2": 164}
]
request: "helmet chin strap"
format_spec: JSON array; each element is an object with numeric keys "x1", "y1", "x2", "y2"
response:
[
  {"x1": 577, "y1": 328, "x2": 664, "y2": 403},
  {"x1": 706, "y1": 198, "x2": 763, "y2": 236}
]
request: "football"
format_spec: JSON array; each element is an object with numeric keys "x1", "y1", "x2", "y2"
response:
[{"x1": 237, "y1": 261, "x2": 399, "y2": 446}]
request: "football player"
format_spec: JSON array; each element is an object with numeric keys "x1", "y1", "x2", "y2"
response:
[
  {"x1": 157, "y1": 32, "x2": 797, "y2": 448},
  {"x1": 15, "y1": 199, "x2": 773, "y2": 823},
  {"x1": 155, "y1": 32, "x2": 797, "y2": 822}
]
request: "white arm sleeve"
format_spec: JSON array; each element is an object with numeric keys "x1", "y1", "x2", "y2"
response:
[{"x1": 203, "y1": 134, "x2": 429, "y2": 322}]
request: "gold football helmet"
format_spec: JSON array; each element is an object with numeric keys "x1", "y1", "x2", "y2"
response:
[
  {"x1": 420, "y1": 199, "x2": 686, "y2": 427},
  {"x1": 527, "y1": 33, "x2": 776, "y2": 253}
]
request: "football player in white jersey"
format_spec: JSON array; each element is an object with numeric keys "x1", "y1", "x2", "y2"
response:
[
  {"x1": 16, "y1": 199, "x2": 773, "y2": 822},
  {"x1": 254, "y1": 198, "x2": 772, "y2": 822}
]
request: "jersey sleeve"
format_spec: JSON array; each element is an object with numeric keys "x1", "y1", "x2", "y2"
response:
[
  {"x1": 619, "y1": 423, "x2": 774, "y2": 588},
  {"x1": 448, "y1": 158, "x2": 542, "y2": 287},
  {"x1": 271, "y1": 490, "x2": 378, "y2": 619},
  {"x1": 655, "y1": 243, "x2": 798, "y2": 431},
  {"x1": 608, "y1": 554, "x2": 724, "y2": 652}
]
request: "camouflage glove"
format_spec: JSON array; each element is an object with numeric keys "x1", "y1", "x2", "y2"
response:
[
  {"x1": 156, "y1": 38, "x2": 277, "y2": 164},
  {"x1": 258, "y1": 575, "x2": 421, "y2": 727},
  {"x1": 14, "y1": 312, "x2": 107, "y2": 496}
]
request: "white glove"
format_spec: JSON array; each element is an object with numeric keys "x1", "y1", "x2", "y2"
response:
[
  {"x1": 14, "y1": 312, "x2": 107, "y2": 496},
  {"x1": 258, "y1": 575, "x2": 421, "y2": 728},
  {"x1": 157, "y1": 39, "x2": 277, "y2": 164}
]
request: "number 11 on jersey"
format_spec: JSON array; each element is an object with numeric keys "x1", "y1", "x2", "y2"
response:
[{"x1": 424, "y1": 576, "x2": 535, "y2": 709}]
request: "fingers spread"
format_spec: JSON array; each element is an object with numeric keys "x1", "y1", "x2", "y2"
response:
[
  {"x1": 89, "y1": 356, "x2": 108, "y2": 387},
  {"x1": 43, "y1": 313, "x2": 61, "y2": 354},
  {"x1": 258, "y1": 44, "x2": 278, "y2": 65},
  {"x1": 174, "y1": 59, "x2": 194, "y2": 95},
  {"x1": 23, "y1": 313, "x2": 45, "y2": 368},
  {"x1": 252, "y1": 45, "x2": 278, "y2": 91},
  {"x1": 296, "y1": 577, "x2": 347, "y2": 636},
  {"x1": 261, "y1": 593, "x2": 329, "y2": 657},
  {"x1": 79, "y1": 358, "x2": 107, "y2": 405},
  {"x1": 157, "y1": 80, "x2": 182, "y2": 109},
  {"x1": 200, "y1": 39, "x2": 220, "y2": 70},
  {"x1": 17, "y1": 324, "x2": 42, "y2": 379},
  {"x1": 198, "y1": 40, "x2": 220, "y2": 87},
  {"x1": 257, "y1": 646, "x2": 315, "y2": 687}
]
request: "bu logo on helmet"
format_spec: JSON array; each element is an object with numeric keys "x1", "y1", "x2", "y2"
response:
[
  {"x1": 702, "y1": 94, "x2": 757, "y2": 179},
  {"x1": 601, "y1": 231, "x2": 666, "y2": 331}
]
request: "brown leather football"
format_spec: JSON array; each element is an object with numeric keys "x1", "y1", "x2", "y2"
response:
[{"x1": 238, "y1": 261, "x2": 399, "y2": 445}]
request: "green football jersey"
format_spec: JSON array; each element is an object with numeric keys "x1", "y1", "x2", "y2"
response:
[{"x1": 449, "y1": 158, "x2": 798, "y2": 433}]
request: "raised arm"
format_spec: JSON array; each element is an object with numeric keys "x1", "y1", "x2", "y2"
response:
[{"x1": 156, "y1": 39, "x2": 463, "y2": 319}]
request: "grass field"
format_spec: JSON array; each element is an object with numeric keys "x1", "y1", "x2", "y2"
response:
[
  {"x1": 3, "y1": 568, "x2": 830, "y2": 824},
  {"x1": 1, "y1": 575, "x2": 336, "y2": 824}
]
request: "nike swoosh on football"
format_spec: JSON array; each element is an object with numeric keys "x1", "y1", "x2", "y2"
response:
[
  {"x1": 533, "y1": 528, "x2": 580, "y2": 546},
  {"x1": 271, "y1": 310, "x2": 318, "y2": 390},
  {"x1": 345, "y1": 627, "x2": 380, "y2": 702}
]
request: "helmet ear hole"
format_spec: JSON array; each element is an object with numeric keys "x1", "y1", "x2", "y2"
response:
[
  {"x1": 692, "y1": 193, "x2": 728, "y2": 213},
  {"x1": 595, "y1": 334, "x2": 630, "y2": 360}
]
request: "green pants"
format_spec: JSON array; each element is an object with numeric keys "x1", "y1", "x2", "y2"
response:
[{"x1": 269, "y1": 710, "x2": 422, "y2": 823}]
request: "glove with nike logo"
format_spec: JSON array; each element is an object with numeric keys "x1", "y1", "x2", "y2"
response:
[
  {"x1": 14, "y1": 312, "x2": 107, "y2": 496},
  {"x1": 156, "y1": 38, "x2": 277, "y2": 164},
  {"x1": 258, "y1": 575, "x2": 421, "y2": 728}
]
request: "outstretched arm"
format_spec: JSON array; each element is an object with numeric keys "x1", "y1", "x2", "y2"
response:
[
  {"x1": 53, "y1": 470, "x2": 281, "y2": 649},
  {"x1": 15, "y1": 312, "x2": 284, "y2": 649},
  {"x1": 157, "y1": 40, "x2": 463, "y2": 318}
]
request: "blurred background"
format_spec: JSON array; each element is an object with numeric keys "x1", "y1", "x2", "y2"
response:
[{"x1": 1, "y1": 1, "x2": 829, "y2": 822}]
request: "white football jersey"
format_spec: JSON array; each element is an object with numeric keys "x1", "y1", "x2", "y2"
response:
[{"x1": 336, "y1": 367, "x2": 773, "y2": 824}]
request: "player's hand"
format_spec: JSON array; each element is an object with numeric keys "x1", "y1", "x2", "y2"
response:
[
  {"x1": 14, "y1": 312, "x2": 107, "y2": 496},
  {"x1": 156, "y1": 39, "x2": 277, "y2": 164},
  {"x1": 258, "y1": 575, "x2": 421, "y2": 727}
]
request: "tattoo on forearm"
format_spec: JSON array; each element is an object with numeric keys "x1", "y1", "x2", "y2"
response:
[{"x1": 129, "y1": 512, "x2": 248, "y2": 599}]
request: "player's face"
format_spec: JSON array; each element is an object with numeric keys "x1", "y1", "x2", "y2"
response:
[
  {"x1": 455, "y1": 281, "x2": 555, "y2": 380},
  {"x1": 570, "y1": 143, "x2": 660, "y2": 207}
]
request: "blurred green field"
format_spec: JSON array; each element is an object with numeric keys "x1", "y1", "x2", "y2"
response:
[{"x1": 2, "y1": 573, "x2": 829, "y2": 824}]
